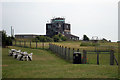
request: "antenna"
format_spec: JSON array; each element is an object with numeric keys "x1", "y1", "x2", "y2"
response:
[
  {"x1": 11, "y1": 26, "x2": 12, "y2": 36},
  {"x1": 12, "y1": 28, "x2": 14, "y2": 37}
]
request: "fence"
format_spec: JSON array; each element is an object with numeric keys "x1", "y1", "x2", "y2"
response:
[
  {"x1": 12, "y1": 40, "x2": 49, "y2": 49},
  {"x1": 49, "y1": 43, "x2": 118, "y2": 65},
  {"x1": 12, "y1": 41, "x2": 118, "y2": 65}
]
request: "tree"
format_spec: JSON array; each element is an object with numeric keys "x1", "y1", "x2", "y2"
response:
[
  {"x1": 2, "y1": 30, "x2": 13, "y2": 47},
  {"x1": 83, "y1": 35, "x2": 89, "y2": 41},
  {"x1": 109, "y1": 40, "x2": 111, "y2": 42},
  {"x1": 2, "y1": 30, "x2": 7, "y2": 47}
]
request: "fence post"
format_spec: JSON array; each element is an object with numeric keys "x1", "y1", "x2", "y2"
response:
[
  {"x1": 19, "y1": 41, "x2": 20, "y2": 46},
  {"x1": 110, "y1": 50, "x2": 114, "y2": 65},
  {"x1": 55, "y1": 45, "x2": 57, "y2": 53},
  {"x1": 58, "y1": 45, "x2": 60, "y2": 55},
  {"x1": 77, "y1": 49, "x2": 79, "y2": 52},
  {"x1": 62, "y1": 46, "x2": 63, "y2": 58},
  {"x1": 59, "y1": 46, "x2": 61, "y2": 56},
  {"x1": 68, "y1": 48, "x2": 70, "y2": 60},
  {"x1": 49, "y1": 43, "x2": 50, "y2": 49},
  {"x1": 15, "y1": 40, "x2": 16, "y2": 46},
  {"x1": 42, "y1": 42, "x2": 44, "y2": 49},
  {"x1": 55, "y1": 45, "x2": 56, "y2": 53},
  {"x1": 30, "y1": 41, "x2": 31, "y2": 48},
  {"x1": 36, "y1": 41, "x2": 37, "y2": 49},
  {"x1": 73, "y1": 48, "x2": 74, "y2": 53},
  {"x1": 72, "y1": 48, "x2": 74, "y2": 62},
  {"x1": 73, "y1": 48, "x2": 74, "y2": 56},
  {"x1": 65, "y1": 47, "x2": 67, "y2": 59},
  {"x1": 83, "y1": 50, "x2": 87, "y2": 64},
  {"x1": 57, "y1": 45, "x2": 58, "y2": 54},
  {"x1": 97, "y1": 51, "x2": 99, "y2": 65},
  {"x1": 20, "y1": 41, "x2": 21, "y2": 47},
  {"x1": 24, "y1": 41, "x2": 26, "y2": 47},
  {"x1": 53, "y1": 44, "x2": 54, "y2": 52},
  {"x1": 51, "y1": 44, "x2": 54, "y2": 52},
  {"x1": 51, "y1": 44, "x2": 52, "y2": 50}
]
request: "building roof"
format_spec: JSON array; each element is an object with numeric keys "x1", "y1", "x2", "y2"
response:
[{"x1": 15, "y1": 34, "x2": 45, "y2": 36}]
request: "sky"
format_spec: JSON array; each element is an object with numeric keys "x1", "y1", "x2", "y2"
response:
[{"x1": 0, "y1": 0, "x2": 119, "y2": 42}]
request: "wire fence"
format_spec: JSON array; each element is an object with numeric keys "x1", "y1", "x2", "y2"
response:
[
  {"x1": 12, "y1": 40, "x2": 49, "y2": 49},
  {"x1": 49, "y1": 43, "x2": 118, "y2": 65}
]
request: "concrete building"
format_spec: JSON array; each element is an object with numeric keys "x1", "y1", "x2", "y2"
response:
[{"x1": 46, "y1": 17, "x2": 79, "y2": 40}]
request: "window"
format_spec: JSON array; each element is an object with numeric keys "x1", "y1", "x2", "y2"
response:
[
  {"x1": 48, "y1": 25, "x2": 51, "y2": 29},
  {"x1": 66, "y1": 32, "x2": 70, "y2": 34},
  {"x1": 66, "y1": 25, "x2": 68, "y2": 29},
  {"x1": 58, "y1": 24, "x2": 61, "y2": 28}
]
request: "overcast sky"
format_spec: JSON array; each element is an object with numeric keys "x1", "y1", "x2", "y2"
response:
[{"x1": 0, "y1": 0, "x2": 119, "y2": 42}]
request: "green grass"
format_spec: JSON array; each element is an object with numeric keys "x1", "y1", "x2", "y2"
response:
[{"x1": 2, "y1": 46, "x2": 118, "y2": 78}]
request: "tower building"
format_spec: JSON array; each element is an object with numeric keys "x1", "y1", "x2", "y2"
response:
[{"x1": 46, "y1": 17, "x2": 79, "y2": 40}]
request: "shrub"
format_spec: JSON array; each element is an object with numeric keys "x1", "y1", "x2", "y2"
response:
[
  {"x1": 61, "y1": 36, "x2": 67, "y2": 41},
  {"x1": 33, "y1": 36, "x2": 53, "y2": 42}
]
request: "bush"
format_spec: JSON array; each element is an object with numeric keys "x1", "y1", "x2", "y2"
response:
[
  {"x1": 39, "y1": 36, "x2": 46, "y2": 42},
  {"x1": 53, "y1": 35, "x2": 60, "y2": 42},
  {"x1": 61, "y1": 36, "x2": 67, "y2": 41},
  {"x1": 32, "y1": 36, "x2": 53, "y2": 42},
  {"x1": 46, "y1": 37, "x2": 53, "y2": 42},
  {"x1": 53, "y1": 33, "x2": 67, "y2": 42}
]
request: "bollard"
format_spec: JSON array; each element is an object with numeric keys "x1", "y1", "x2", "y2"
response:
[{"x1": 73, "y1": 52, "x2": 82, "y2": 64}]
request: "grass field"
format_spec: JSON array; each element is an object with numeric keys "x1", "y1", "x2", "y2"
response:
[{"x1": 2, "y1": 46, "x2": 118, "y2": 78}]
